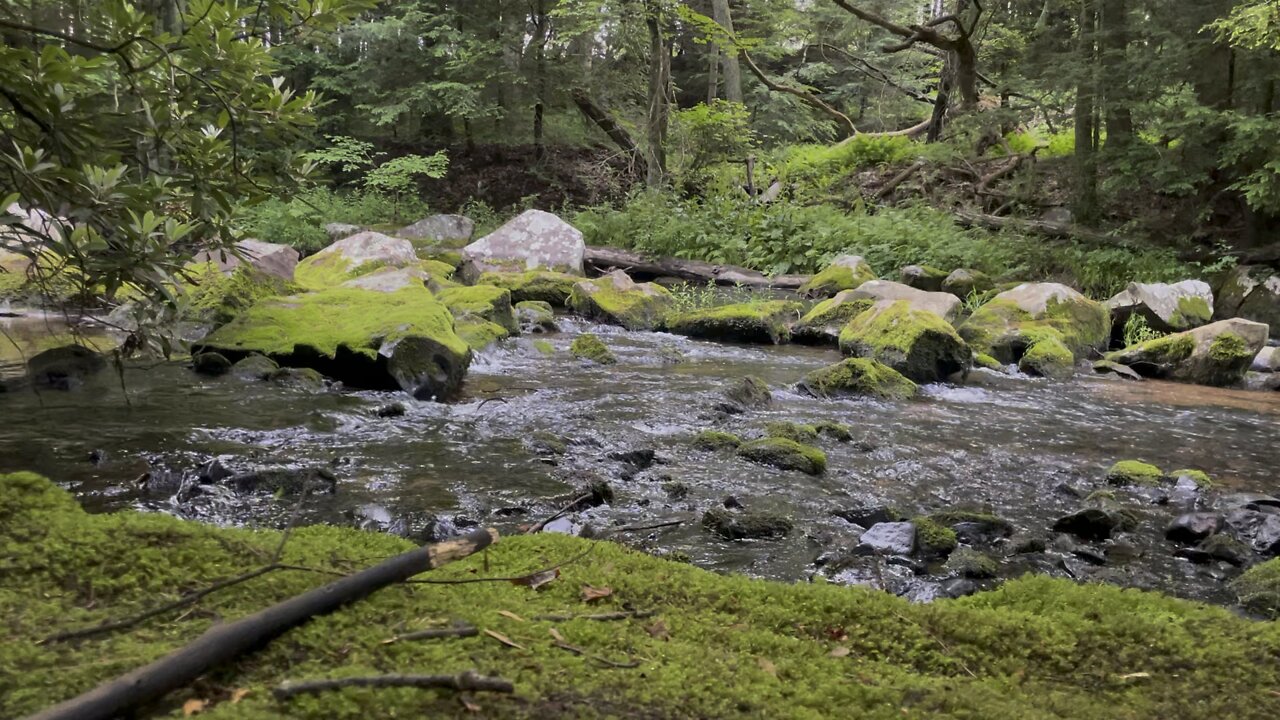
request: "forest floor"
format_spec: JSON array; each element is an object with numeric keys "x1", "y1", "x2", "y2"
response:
[{"x1": 5, "y1": 472, "x2": 1280, "y2": 719}]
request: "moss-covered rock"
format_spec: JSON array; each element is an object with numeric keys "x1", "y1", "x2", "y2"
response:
[
  {"x1": 6, "y1": 472, "x2": 1280, "y2": 719},
  {"x1": 665, "y1": 300, "x2": 802, "y2": 345},
  {"x1": 899, "y1": 264, "x2": 949, "y2": 292},
  {"x1": 570, "y1": 333, "x2": 617, "y2": 365},
  {"x1": 200, "y1": 284, "x2": 470, "y2": 400},
  {"x1": 476, "y1": 270, "x2": 582, "y2": 307},
  {"x1": 1106, "y1": 460, "x2": 1165, "y2": 486},
  {"x1": 944, "y1": 548, "x2": 999, "y2": 579},
  {"x1": 763, "y1": 421, "x2": 819, "y2": 444},
  {"x1": 458, "y1": 209, "x2": 585, "y2": 280},
  {"x1": 1018, "y1": 335, "x2": 1075, "y2": 380},
  {"x1": 845, "y1": 280, "x2": 963, "y2": 323},
  {"x1": 718, "y1": 375, "x2": 773, "y2": 413},
  {"x1": 1231, "y1": 557, "x2": 1280, "y2": 618},
  {"x1": 929, "y1": 510, "x2": 1014, "y2": 539},
  {"x1": 1215, "y1": 264, "x2": 1280, "y2": 332},
  {"x1": 791, "y1": 292, "x2": 875, "y2": 345},
  {"x1": 701, "y1": 507, "x2": 794, "y2": 540},
  {"x1": 838, "y1": 301, "x2": 971, "y2": 383},
  {"x1": 942, "y1": 269, "x2": 993, "y2": 299},
  {"x1": 913, "y1": 516, "x2": 958, "y2": 557},
  {"x1": 693, "y1": 430, "x2": 742, "y2": 451},
  {"x1": 959, "y1": 283, "x2": 1110, "y2": 366},
  {"x1": 798, "y1": 255, "x2": 877, "y2": 298},
  {"x1": 1171, "y1": 468, "x2": 1214, "y2": 488},
  {"x1": 515, "y1": 300, "x2": 557, "y2": 333},
  {"x1": 229, "y1": 353, "x2": 278, "y2": 381},
  {"x1": 568, "y1": 270, "x2": 672, "y2": 331},
  {"x1": 294, "y1": 231, "x2": 420, "y2": 290},
  {"x1": 1106, "y1": 280, "x2": 1215, "y2": 335},
  {"x1": 973, "y1": 353, "x2": 1004, "y2": 371},
  {"x1": 437, "y1": 285, "x2": 519, "y2": 335},
  {"x1": 814, "y1": 421, "x2": 853, "y2": 441},
  {"x1": 736, "y1": 437, "x2": 826, "y2": 475},
  {"x1": 1102, "y1": 318, "x2": 1268, "y2": 387},
  {"x1": 800, "y1": 357, "x2": 918, "y2": 400}
]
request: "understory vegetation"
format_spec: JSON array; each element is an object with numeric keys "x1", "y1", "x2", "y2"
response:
[{"x1": 5, "y1": 472, "x2": 1280, "y2": 719}]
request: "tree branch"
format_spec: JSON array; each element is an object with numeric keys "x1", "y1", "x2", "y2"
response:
[{"x1": 739, "y1": 50, "x2": 857, "y2": 137}]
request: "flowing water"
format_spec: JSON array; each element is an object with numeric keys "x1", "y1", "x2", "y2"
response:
[{"x1": 2, "y1": 311, "x2": 1278, "y2": 606}]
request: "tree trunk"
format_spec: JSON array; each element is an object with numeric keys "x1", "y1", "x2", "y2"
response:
[
  {"x1": 644, "y1": 0, "x2": 669, "y2": 185},
  {"x1": 711, "y1": 0, "x2": 743, "y2": 103},
  {"x1": 1072, "y1": 0, "x2": 1099, "y2": 225},
  {"x1": 532, "y1": 0, "x2": 550, "y2": 160},
  {"x1": 707, "y1": 41, "x2": 720, "y2": 103},
  {"x1": 926, "y1": 69, "x2": 951, "y2": 143},
  {"x1": 570, "y1": 88, "x2": 647, "y2": 176},
  {"x1": 1100, "y1": 0, "x2": 1134, "y2": 150}
]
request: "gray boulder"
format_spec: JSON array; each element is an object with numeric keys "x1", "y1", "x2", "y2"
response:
[
  {"x1": 1106, "y1": 280, "x2": 1214, "y2": 334},
  {"x1": 847, "y1": 279, "x2": 962, "y2": 324},
  {"x1": 324, "y1": 223, "x2": 363, "y2": 242},
  {"x1": 1165, "y1": 513, "x2": 1223, "y2": 544},
  {"x1": 1252, "y1": 346, "x2": 1279, "y2": 373},
  {"x1": 898, "y1": 264, "x2": 948, "y2": 292},
  {"x1": 459, "y1": 210, "x2": 585, "y2": 282},
  {"x1": 941, "y1": 268, "x2": 993, "y2": 299},
  {"x1": 1101, "y1": 317, "x2": 1269, "y2": 387},
  {"x1": 295, "y1": 231, "x2": 419, "y2": 290},
  {"x1": 193, "y1": 238, "x2": 300, "y2": 282},
  {"x1": 1216, "y1": 265, "x2": 1280, "y2": 336},
  {"x1": 398, "y1": 214, "x2": 475, "y2": 248},
  {"x1": 858, "y1": 522, "x2": 916, "y2": 555}
]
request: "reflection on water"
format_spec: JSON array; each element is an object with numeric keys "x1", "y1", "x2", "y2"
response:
[
  {"x1": 1, "y1": 312, "x2": 119, "y2": 376},
  {"x1": 0, "y1": 314, "x2": 1278, "y2": 607}
]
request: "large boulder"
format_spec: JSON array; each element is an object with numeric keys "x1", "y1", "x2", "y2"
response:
[
  {"x1": 1106, "y1": 280, "x2": 1214, "y2": 335},
  {"x1": 200, "y1": 283, "x2": 471, "y2": 400},
  {"x1": 26, "y1": 345, "x2": 106, "y2": 390},
  {"x1": 436, "y1": 285, "x2": 519, "y2": 352},
  {"x1": 666, "y1": 300, "x2": 802, "y2": 344},
  {"x1": 1253, "y1": 346, "x2": 1280, "y2": 373},
  {"x1": 792, "y1": 292, "x2": 875, "y2": 345},
  {"x1": 398, "y1": 214, "x2": 475, "y2": 248},
  {"x1": 476, "y1": 270, "x2": 581, "y2": 307},
  {"x1": 568, "y1": 270, "x2": 673, "y2": 331},
  {"x1": 959, "y1": 282, "x2": 1110, "y2": 368},
  {"x1": 798, "y1": 255, "x2": 876, "y2": 298},
  {"x1": 899, "y1": 264, "x2": 948, "y2": 292},
  {"x1": 846, "y1": 279, "x2": 962, "y2": 324},
  {"x1": 838, "y1": 301, "x2": 971, "y2": 383},
  {"x1": 294, "y1": 231, "x2": 419, "y2": 290},
  {"x1": 192, "y1": 239, "x2": 299, "y2": 282},
  {"x1": 1098, "y1": 317, "x2": 1268, "y2": 387},
  {"x1": 799, "y1": 357, "x2": 918, "y2": 400},
  {"x1": 942, "y1": 269, "x2": 993, "y2": 299},
  {"x1": 1216, "y1": 265, "x2": 1280, "y2": 336},
  {"x1": 458, "y1": 210, "x2": 585, "y2": 282}
]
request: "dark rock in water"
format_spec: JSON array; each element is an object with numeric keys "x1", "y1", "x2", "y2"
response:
[
  {"x1": 375, "y1": 402, "x2": 407, "y2": 418},
  {"x1": 1197, "y1": 534, "x2": 1251, "y2": 566},
  {"x1": 1050, "y1": 535, "x2": 1107, "y2": 565},
  {"x1": 1166, "y1": 513, "x2": 1224, "y2": 544},
  {"x1": 1105, "y1": 540, "x2": 1143, "y2": 564},
  {"x1": 1255, "y1": 515, "x2": 1280, "y2": 556},
  {"x1": 929, "y1": 510, "x2": 1014, "y2": 546},
  {"x1": 1223, "y1": 508, "x2": 1280, "y2": 555},
  {"x1": 701, "y1": 507, "x2": 793, "y2": 540},
  {"x1": 493, "y1": 506, "x2": 529, "y2": 517},
  {"x1": 940, "y1": 577, "x2": 980, "y2": 598},
  {"x1": 27, "y1": 345, "x2": 106, "y2": 390},
  {"x1": 527, "y1": 431, "x2": 569, "y2": 456},
  {"x1": 226, "y1": 466, "x2": 337, "y2": 495},
  {"x1": 1219, "y1": 492, "x2": 1280, "y2": 511},
  {"x1": 191, "y1": 352, "x2": 232, "y2": 376},
  {"x1": 578, "y1": 476, "x2": 614, "y2": 507},
  {"x1": 1053, "y1": 507, "x2": 1128, "y2": 541},
  {"x1": 230, "y1": 353, "x2": 279, "y2": 381},
  {"x1": 834, "y1": 504, "x2": 905, "y2": 528},
  {"x1": 88, "y1": 449, "x2": 108, "y2": 467},
  {"x1": 717, "y1": 375, "x2": 772, "y2": 414},
  {"x1": 609, "y1": 446, "x2": 656, "y2": 471},
  {"x1": 1167, "y1": 475, "x2": 1203, "y2": 508},
  {"x1": 857, "y1": 522, "x2": 916, "y2": 555},
  {"x1": 722, "y1": 495, "x2": 744, "y2": 510},
  {"x1": 197, "y1": 457, "x2": 233, "y2": 484},
  {"x1": 1010, "y1": 535, "x2": 1047, "y2": 554},
  {"x1": 268, "y1": 366, "x2": 327, "y2": 390}
]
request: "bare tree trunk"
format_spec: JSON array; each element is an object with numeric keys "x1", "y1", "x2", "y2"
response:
[
  {"x1": 711, "y1": 0, "x2": 743, "y2": 103},
  {"x1": 1073, "y1": 0, "x2": 1099, "y2": 225},
  {"x1": 532, "y1": 0, "x2": 550, "y2": 160},
  {"x1": 707, "y1": 40, "x2": 720, "y2": 103},
  {"x1": 1100, "y1": 0, "x2": 1134, "y2": 150},
  {"x1": 644, "y1": 0, "x2": 669, "y2": 185}
]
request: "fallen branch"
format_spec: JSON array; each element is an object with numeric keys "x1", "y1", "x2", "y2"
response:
[
  {"x1": 874, "y1": 159, "x2": 927, "y2": 200},
  {"x1": 609, "y1": 518, "x2": 687, "y2": 534},
  {"x1": 27, "y1": 527, "x2": 500, "y2": 720},
  {"x1": 552, "y1": 641, "x2": 642, "y2": 668},
  {"x1": 528, "y1": 493, "x2": 593, "y2": 534},
  {"x1": 273, "y1": 671, "x2": 514, "y2": 700},
  {"x1": 740, "y1": 49, "x2": 857, "y2": 137},
  {"x1": 534, "y1": 610, "x2": 656, "y2": 622},
  {"x1": 583, "y1": 246, "x2": 808, "y2": 290},
  {"x1": 383, "y1": 625, "x2": 478, "y2": 643}
]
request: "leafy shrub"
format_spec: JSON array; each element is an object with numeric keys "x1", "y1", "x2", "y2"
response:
[
  {"x1": 669, "y1": 101, "x2": 757, "y2": 178},
  {"x1": 237, "y1": 187, "x2": 432, "y2": 255}
]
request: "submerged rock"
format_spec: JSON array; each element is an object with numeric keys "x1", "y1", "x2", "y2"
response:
[
  {"x1": 736, "y1": 437, "x2": 826, "y2": 475},
  {"x1": 1100, "y1": 318, "x2": 1268, "y2": 387},
  {"x1": 666, "y1": 300, "x2": 802, "y2": 345},
  {"x1": 899, "y1": 264, "x2": 948, "y2": 292},
  {"x1": 569, "y1": 270, "x2": 672, "y2": 331},
  {"x1": 459, "y1": 210, "x2": 585, "y2": 281},
  {"x1": 798, "y1": 255, "x2": 877, "y2": 298},
  {"x1": 846, "y1": 280, "x2": 962, "y2": 324},
  {"x1": 701, "y1": 507, "x2": 794, "y2": 540},
  {"x1": 944, "y1": 548, "x2": 999, "y2": 578},
  {"x1": 942, "y1": 269, "x2": 993, "y2": 299},
  {"x1": 570, "y1": 333, "x2": 617, "y2": 365},
  {"x1": 226, "y1": 466, "x2": 337, "y2": 495},
  {"x1": 26, "y1": 345, "x2": 106, "y2": 390},
  {"x1": 200, "y1": 284, "x2": 471, "y2": 400},
  {"x1": 229, "y1": 353, "x2": 278, "y2": 381},
  {"x1": 1106, "y1": 280, "x2": 1214, "y2": 335},
  {"x1": 191, "y1": 352, "x2": 232, "y2": 377},
  {"x1": 294, "y1": 231, "x2": 420, "y2": 290},
  {"x1": 1053, "y1": 497, "x2": 1137, "y2": 541},
  {"x1": 838, "y1": 301, "x2": 971, "y2": 383},
  {"x1": 398, "y1": 214, "x2": 474, "y2": 248},
  {"x1": 959, "y1": 283, "x2": 1110, "y2": 369},
  {"x1": 799, "y1": 357, "x2": 918, "y2": 400}
]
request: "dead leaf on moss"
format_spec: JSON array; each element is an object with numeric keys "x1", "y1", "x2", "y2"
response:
[
  {"x1": 581, "y1": 585, "x2": 613, "y2": 603},
  {"x1": 829, "y1": 646, "x2": 851, "y2": 658},
  {"x1": 757, "y1": 657, "x2": 777, "y2": 677},
  {"x1": 513, "y1": 568, "x2": 560, "y2": 590},
  {"x1": 459, "y1": 693, "x2": 481, "y2": 712},
  {"x1": 483, "y1": 628, "x2": 526, "y2": 650},
  {"x1": 182, "y1": 699, "x2": 207, "y2": 716},
  {"x1": 644, "y1": 619, "x2": 670, "y2": 640},
  {"x1": 497, "y1": 610, "x2": 526, "y2": 622},
  {"x1": 549, "y1": 627, "x2": 567, "y2": 642},
  {"x1": 229, "y1": 688, "x2": 250, "y2": 704}
]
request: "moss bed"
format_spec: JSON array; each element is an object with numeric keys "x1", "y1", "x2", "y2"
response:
[{"x1": 4, "y1": 473, "x2": 1280, "y2": 719}]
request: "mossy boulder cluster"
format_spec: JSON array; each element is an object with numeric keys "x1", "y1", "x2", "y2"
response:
[
  {"x1": 665, "y1": 300, "x2": 802, "y2": 344},
  {"x1": 800, "y1": 357, "x2": 918, "y2": 400},
  {"x1": 568, "y1": 270, "x2": 672, "y2": 331},
  {"x1": 797, "y1": 254, "x2": 876, "y2": 297},
  {"x1": 791, "y1": 291, "x2": 875, "y2": 344},
  {"x1": 1106, "y1": 280, "x2": 1215, "y2": 334},
  {"x1": 838, "y1": 300, "x2": 971, "y2": 383},
  {"x1": 1099, "y1": 317, "x2": 1269, "y2": 387},
  {"x1": 569, "y1": 332, "x2": 617, "y2": 365},
  {"x1": 845, "y1": 279, "x2": 962, "y2": 323},
  {"x1": 959, "y1": 282, "x2": 1110, "y2": 379},
  {"x1": 293, "y1": 231, "x2": 421, "y2": 290}
]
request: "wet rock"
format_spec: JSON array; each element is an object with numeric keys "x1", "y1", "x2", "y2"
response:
[
  {"x1": 268, "y1": 367, "x2": 327, "y2": 390},
  {"x1": 940, "y1": 577, "x2": 981, "y2": 598},
  {"x1": 476, "y1": 270, "x2": 581, "y2": 306},
  {"x1": 1107, "y1": 280, "x2": 1214, "y2": 337},
  {"x1": 1253, "y1": 346, "x2": 1280, "y2": 373},
  {"x1": 1018, "y1": 335, "x2": 1076, "y2": 380},
  {"x1": 193, "y1": 238, "x2": 300, "y2": 282},
  {"x1": 570, "y1": 332, "x2": 616, "y2": 365},
  {"x1": 662, "y1": 481, "x2": 690, "y2": 500},
  {"x1": 527, "y1": 431, "x2": 569, "y2": 456},
  {"x1": 791, "y1": 292, "x2": 876, "y2": 345},
  {"x1": 191, "y1": 352, "x2": 232, "y2": 377},
  {"x1": 295, "y1": 231, "x2": 419, "y2": 290},
  {"x1": 666, "y1": 300, "x2": 802, "y2": 345},
  {"x1": 569, "y1": 270, "x2": 673, "y2": 331},
  {"x1": 1166, "y1": 513, "x2": 1224, "y2": 543},
  {"x1": 857, "y1": 522, "x2": 916, "y2": 555},
  {"x1": 1101, "y1": 318, "x2": 1268, "y2": 387},
  {"x1": 375, "y1": 402, "x2": 407, "y2": 418},
  {"x1": 846, "y1": 280, "x2": 962, "y2": 323},
  {"x1": 229, "y1": 353, "x2": 278, "y2": 381},
  {"x1": 763, "y1": 421, "x2": 819, "y2": 444},
  {"x1": 798, "y1": 255, "x2": 877, "y2": 298},
  {"x1": 226, "y1": 466, "x2": 337, "y2": 495},
  {"x1": 718, "y1": 375, "x2": 772, "y2": 413},
  {"x1": 197, "y1": 457, "x2": 234, "y2": 484},
  {"x1": 722, "y1": 495, "x2": 744, "y2": 510},
  {"x1": 458, "y1": 209, "x2": 585, "y2": 281},
  {"x1": 928, "y1": 510, "x2": 1014, "y2": 545},
  {"x1": 736, "y1": 437, "x2": 826, "y2": 475},
  {"x1": 27, "y1": 345, "x2": 106, "y2": 390},
  {"x1": 398, "y1": 214, "x2": 475, "y2": 248},
  {"x1": 814, "y1": 421, "x2": 853, "y2": 442},
  {"x1": 515, "y1": 300, "x2": 558, "y2": 333},
  {"x1": 839, "y1": 301, "x2": 971, "y2": 383},
  {"x1": 944, "y1": 548, "x2": 999, "y2": 578},
  {"x1": 959, "y1": 282, "x2": 1110, "y2": 366},
  {"x1": 799, "y1": 357, "x2": 918, "y2": 401},
  {"x1": 1214, "y1": 264, "x2": 1280, "y2": 332},
  {"x1": 899, "y1": 264, "x2": 948, "y2": 292},
  {"x1": 942, "y1": 269, "x2": 993, "y2": 299},
  {"x1": 1053, "y1": 507, "x2": 1130, "y2": 541},
  {"x1": 1220, "y1": 492, "x2": 1280, "y2": 511},
  {"x1": 701, "y1": 507, "x2": 793, "y2": 540},
  {"x1": 1196, "y1": 534, "x2": 1250, "y2": 566},
  {"x1": 609, "y1": 446, "x2": 657, "y2": 471},
  {"x1": 693, "y1": 430, "x2": 742, "y2": 451},
  {"x1": 87, "y1": 449, "x2": 108, "y2": 467},
  {"x1": 1255, "y1": 515, "x2": 1280, "y2": 556},
  {"x1": 1010, "y1": 535, "x2": 1047, "y2": 554},
  {"x1": 1167, "y1": 474, "x2": 1204, "y2": 508},
  {"x1": 834, "y1": 504, "x2": 906, "y2": 528}
]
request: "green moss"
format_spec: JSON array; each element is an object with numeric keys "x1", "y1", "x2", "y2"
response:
[
  {"x1": 665, "y1": 300, "x2": 802, "y2": 345},
  {"x1": 182, "y1": 263, "x2": 294, "y2": 326},
  {"x1": 913, "y1": 516, "x2": 959, "y2": 557},
  {"x1": 900, "y1": 264, "x2": 949, "y2": 289},
  {"x1": 722, "y1": 375, "x2": 773, "y2": 410},
  {"x1": 764, "y1": 421, "x2": 819, "y2": 444},
  {"x1": 570, "y1": 333, "x2": 617, "y2": 365},
  {"x1": 5, "y1": 473, "x2": 1280, "y2": 719},
  {"x1": 838, "y1": 301, "x2": 970, "y2": 383},
  {"x1": 1018, "y1": 336, "x2": 1075, "y2": 380},
  {"x1": 419, "y1": 259, "x2": 457, "y2": 279},
  {"x1": 801, "y1": 357, "x2": 918, "y2": 400},
  {"x1": 799, "y1": 259, "x2": 877, "y2": 297},
  {"x1": 1106, "y1": 460, "x2": 1165, "y2": 486},
  {"x1": 814, "y1": 421, "x2": 853, "y2": 442},
  {"x1": 693, "y1": 430, "x2": 742, "y2": 451},
  {"x1": 944, "y1": 548, "x2": 999, "y2": 579},
  {"x1": 421, "y1": 249, "x2": 464, "y2": 268},
  {"x1": 568, "y1": 275, "x2": 673, "y2": 331},
  {"x1": 736, "y1": 437, "x2": 826, "y2": 475},
  {"x1": 437, "y1": 285, "x2": 518, "y2": 335},
  {"x1": 1171, "y1": 468, "x2": 1214, "y2": 488},
  {"x1": 476, "y1": 271, "x2": 581, "y2": 307},
  {"x1": 532, "y1": 339, "x2": 555, "y2": 355},
  {"x1": 1232, "y1": 558, "x2": 1280, "y2": 619},
  {"x1": 929, "y1": 510, "x2": 1014, "y2": 536},
  {"x1": 974, "y1": 353, "x2": 1003, "y2": 371},
  {"x1": 961, "y1": 295, "x2": 1110, "y2": 364},
  {"x1": 1172, "y1": 295, "x2": 1212, "y2": 327},
  {"x1": 1208, "y1": 332, "x2": 1251, "y2": 363},
  {"x1": 799, "y1": 295, "x2": 875, "y2": 328},
  {"x1": 454, "y1": 318, "x2": 510, "y2": 351},
  {"x1": 1107, "y1": 332, "x2": 1196, "y2": 365}
]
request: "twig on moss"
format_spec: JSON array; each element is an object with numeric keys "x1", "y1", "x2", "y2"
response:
[
  {"x1": 527, "y1": 493, "x2": 593, "y2": 534},
  {"x1": 383, "y1": 625, "x2": 478, "y2": 643},
  {"x1": 406, "y1": 544, "x2": 596, "y2": 586},
  {"x1": 273, "y1": 670, "x2": 514, "y2": 700},
  {"x1": 551, "y1": 640, "x2": 641, "y2": 668},
  {"x1": 533, "y1": 610, "x2": 656, "y2": 622}
]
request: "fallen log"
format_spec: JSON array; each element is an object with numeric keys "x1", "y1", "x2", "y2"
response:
[
  {"x1": 273, "y1": 671, "x2": 513, "y2": 700},
  {"x1": 583, "y1": 246, "x2": 809, "y2": 290},
  {"x1": 951, "y1": 209, "x2": 1121, "y2": 245},
  {"x1": 26, "y1": 527, "x2": 500, "y2": 720}
]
